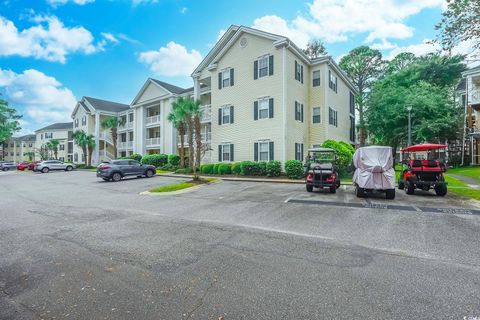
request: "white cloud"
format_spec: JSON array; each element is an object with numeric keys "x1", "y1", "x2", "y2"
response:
[
  {"x1": 46, "y1": 0, "x2": 94, "y2": 6},
  {"x1": 138, "y1": 41, "x2": 203, "y2": 77},
  {"x1": 252, "y1": 0, "x2": 445, "y2": 48},
  {"x1": 100, "y1": 32, "x2": 119, "y2": 44},
  {"x1": 180, "y1": 7, "x2": 188, "y2": 14},
  {"x1": 0, "y1": 15, "x2": 106, "y2": 63},
  {"x1": 132, "y1": 0, "x2": 158, "y2": 6},
  {"x1": 0, "y1": 68, "x2": 76, "y2": 129}
]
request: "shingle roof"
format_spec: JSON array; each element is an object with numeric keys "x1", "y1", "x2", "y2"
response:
[
  {"x1": 12, "y1": 134, "x2": 36, "y2": 141},
  {"x1": 84, "y1": 96, "x2": 130, "y2": 112},
  {"x1": 150, "y1": 79, "x2": 186, "y2": 94},
  {"x1": 35, "y1": 122, "x2": 73, "y2": 132}
]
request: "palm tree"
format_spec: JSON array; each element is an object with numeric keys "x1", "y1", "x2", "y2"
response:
[
  {"x1": 73, "y1": 130, "x2": 88, "y2": 164},
  {"x1": 85, "y1": 134, "x2": 96, "y2": 166},
  {"x1": 101, "y1": 116, "x2": 123, "y2": 159},
  {"x1": 168, "y1": 98, "x2": 188, "y2": 167},
  {"x1": 185, "y1": 98, "x2": 202, "y2": 171},
  {"x1": 46, "y1": 139, "x2": 60, "y2": 159},
  {"x1": 24, "y1": 151, "x2": 35, "y2": 162}
]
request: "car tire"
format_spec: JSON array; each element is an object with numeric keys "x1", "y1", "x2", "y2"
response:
[
  {"x1": 306, "y1": 184, "x2": 313, "y2": 192},
  {"x1": 398, "y1": 180, "x2": 404, "y2": 190},
  {"x1": 385, "y1": 189, "x2": 395, "y2": 199},
  {"x1": 145, "y1": 169, "x2": 154, "y2": 178},
  {"x1": 355, "y1": 185, "x2": 364, "y2": 198},
  {"x1": 405, "y1": 181, "x2": 414, "y2": 195},
  {"x1": 42, "y1": 167, "x2": 49, "y2": 173},
  {"x1": 111, "y1": 172, "x2": 122, "y2": 182},
  {"x1": 65, "y1": 166, "x2": 73, "y2": 171},
  {"x1": 434, "y1": 184, "x2": 447, "y2": 196},
  {"x1": 3, "y1": 167, "x2": 8, "y2": 171},
  {"x1": 329, "y1": 186, "x2": 336, "y2": 193}
]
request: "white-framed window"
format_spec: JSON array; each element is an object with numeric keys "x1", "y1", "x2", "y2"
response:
[
  {"x1": 259, "y1": 142, "x2": 270, "y2": 161},
  {"x1": 129, "y1": 113, "x2": 134, "y2": 122},
  {"x1": 329, "y1": 70, "x2": 338, "y2": 93},
  {"x1": 329, "y1": 107, "x2": 338, "y2": 127},
  {"x1": 219, "y1": 105, "x2": 233, "y2": 125},
  {"x1": 45, "y1": 132, "x2": 53, "y2": 139},
  {"x1": 219, "y1": 143, "x2": 233, "y2": 162},
  {"x1": 222, "y1": 69, "x2": 231, "y2": 88},
  {"x1": 59, "y1": 144, "x2": 65, "y2": 151},
  {"x1": 312, "y1": 107, "x2": 321, "y2": 123},
  {"x1": 295, "y1": 60, "x2": 304, "y2": 83},
  {"x1": 313, "y1": 70, "x2": 320, "y2": 87},
  {"x1": 258, "y1": 55, "x2": 269, "y2": 78},
  {"x1": 28, "y1": 143, "x2": 33, "y2": 147},
  {"x1": 258, "y1": 99, "x2": 269, "y2": 119},
  {"x1": 81, "y1": 115, "x2": 86, "y2": 125},
  {"x1": 40, "y1": 134, "x2": 43, "y2": 140},
  {"x1": 74, "y1": 119, "x2": 79, "y2": 128},
  {"x1": 295, "y1": 143, "x2": 304, "y2": 161},
  {"x1": 295, "y1": 101, "x2": 304, "y2": 122}
]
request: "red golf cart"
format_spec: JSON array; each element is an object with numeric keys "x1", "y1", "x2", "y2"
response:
[{"x1": 398, "y1": 143, "x2": 447, "y2": 196}]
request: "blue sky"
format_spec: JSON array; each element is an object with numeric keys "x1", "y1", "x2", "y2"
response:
[{"x1": 0, "y1": 0, "x2": 452, "y2": 135}]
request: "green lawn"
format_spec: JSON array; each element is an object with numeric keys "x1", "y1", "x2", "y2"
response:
[
  {"x1": 150, "y1": 182, "x2": 196, "y2": 193},
  {"x1": 156, "y1": 169, "x2": 172, "y2": 174},
  {"x1": 446, "y1": 166, "x2": 480, "y2": 183},
  {"x1": 444, "y1": 175, "x2": 480, "y2": 201}
]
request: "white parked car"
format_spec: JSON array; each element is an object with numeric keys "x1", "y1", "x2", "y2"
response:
[{"x1": 34, "y1": 160, "x2": 76, "y2": 173}]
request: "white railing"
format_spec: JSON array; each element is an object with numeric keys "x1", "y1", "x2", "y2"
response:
[
  {"x1": 146, "y1": 138, "x2": 161, "y2": 146},
  {"x1": 146, "y1": 115, "x2": 161, "y2": 125},
  {"x1": 178, "y1": 132, "x2": 211, "y2": 145},
  {"x1": 99, "y1": 150, "x2": 115, "y2": 160},
  {"x1": 118, "y1": 141, "x2": 133, "y2": 149},
  {"x1": 200, "y1": 104, "x2": 211, "y2": 123},
  {"x1": 99, "y1": 132, "x2": 113, "y2": 145},
  {"x1": 118, "y1": 122, "x2": 133, "y2": 131}
]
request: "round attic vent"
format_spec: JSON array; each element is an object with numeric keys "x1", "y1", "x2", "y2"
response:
[{"x1": 240, "y1": 37, "x2": 248, "y2": 48}]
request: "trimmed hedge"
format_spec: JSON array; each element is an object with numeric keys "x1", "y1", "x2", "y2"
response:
[
  {"x1": 141, "y1": 153, "x2": 168, "y2": 167},
  {"x1": 168, "y1": 154, "x2": 180, "y2": 166},
  {"x1": 232, "y1": 162, "x2": 241, "y2": 175},
  {"x1": 200, "y1": 164, "x2": 214, "y2": 174},
  {"x1": 129, "y1": 153, "x2": 142, "y2": 162},
  {"x1": 285, "y1": 160, "x2": 304, "y2": 179},
  {"x1": 218, "y1": 163, "x2": 232, "y2": 175},
  {"x1": 266, "y1": 160, "x2": 282, "y2": 177},
  {"x1": 213, "y1": 163, "x2": 220, "y2": 174}
]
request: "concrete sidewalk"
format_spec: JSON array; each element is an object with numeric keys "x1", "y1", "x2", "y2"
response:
[{"x1": 449, "y1": 174, "x2": 480, "y2": 189}]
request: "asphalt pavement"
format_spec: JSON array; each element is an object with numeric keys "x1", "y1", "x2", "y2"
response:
[{"x1": 1, "y1": 170, "x2": 480, "y2": 319}]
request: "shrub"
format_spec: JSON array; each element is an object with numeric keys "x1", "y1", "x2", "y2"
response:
[
  {"x1": 285, "y1": 160, "x2": 304, "y2": 179},
  {"x1": 231, "y1": 162, "x2": 242, "y2": 175},
  {"x1": 321, "y1": 140, "x2": 355, "y2": 178},
  {"x1": 141, "y1": 153, "x2": 168, "y2": 167},
  {"x1": 201, "y1": 164, "x2": 214, "y2": 174},
  {"x1": 257, "y1": 161, "x2": 267, "y2": 176},
  {"x1": 240, "y1": 161, "x2": 257, "y2": 176},
  {"x1": 218, "y1": 163, "x2": 232, "y2": 175},
  {"x1": 158, "y1": 163, "x2": 178, "y2": 171},
  {"x1": 76, "y1": 164, "x2": 94, "y2": 169},
  {"x1": 128, "y1": 153, "x2": 142, "y2": 162},
  {"x1": 175, "y1": 167, "x2": 193, "y2": 174},
  {"x1": 168, "y1": 154, "x2": 180, "y2": 166},
  {"x1": 266, "y1": 160, "x2": 282, "y2": 177},
  {"x1": 213, "y1": 163, "x2": 220, "y2": 174}
]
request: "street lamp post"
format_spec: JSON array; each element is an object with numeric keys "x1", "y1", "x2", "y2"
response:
[{"x1": 407, "y1": 105, "x2": 412, "y2": 146}]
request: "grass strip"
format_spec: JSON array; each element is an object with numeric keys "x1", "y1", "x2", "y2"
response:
[
  {"x1": 444, "y1": 175, "x2": 480, "y2": 201},
  {"x1": 150, "y1": 182, "x2": 196, "y2": 193},
  {"x1": 446, "y1": 166, "x2": 480, "y2": 183}
]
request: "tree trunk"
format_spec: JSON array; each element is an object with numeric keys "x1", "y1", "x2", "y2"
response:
[
  {"x1": 111, "y1": 128, "x2": 117, "y2": 159},
  {"x1": 179, "y1": 125, "x2": 185, "y2": 167},
  {"x1": 194, "y1": 115, "x2": 202, "y2": 171},
  {"x1": 186, "y1": 116, "x2": 194, "y2": 168},
  {"x1": 358, "y1": 92, "x2": 367, "y2": 147},
  {"x1": 82, "y1": 146, "x2": 87, "y2": 164},
  {"x1": 87, "y1": 147, "x2": 93, "y2": 166},
  {"x1": 54, "y1": 150, "x2": 58, "y2": 159}
]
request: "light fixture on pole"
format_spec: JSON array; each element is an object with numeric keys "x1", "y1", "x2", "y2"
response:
[{"x1": 407, "y1": 105, "x2": 413, "y2": 146}]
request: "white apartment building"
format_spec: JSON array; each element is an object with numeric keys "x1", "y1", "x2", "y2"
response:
[
  {"x1": 1, "y1": 134, "x2": 36, "y2": 163},
  {"x1": 35, "y1": 122, "x2": 74, "y2": 162}
]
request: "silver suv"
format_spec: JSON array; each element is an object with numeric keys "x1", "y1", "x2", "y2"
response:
[
  {"x1": 96, "y1": 159, "x2": 156, "y2": 182},
  {"x1": 0, "y1": 162, "x2": 16, "y2": 171},
  {"x1": 34, "y1": 160, "x2": 75, "y2": 173}
]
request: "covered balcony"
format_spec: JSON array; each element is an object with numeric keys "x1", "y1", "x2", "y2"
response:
[
  {"x1": 146, "y1": 126, "x2": 161, "y2": 147},
  {"x1": 145, "y1": 105, "x2": 161, "y2": 126}
]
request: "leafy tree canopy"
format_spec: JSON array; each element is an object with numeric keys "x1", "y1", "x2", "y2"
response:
[
  {"x1": 303, "y1": 40, "x2": 328, "y2": 59},
  {"x1": 0, "y1": 98, "x2": 22, "y2": 144}
]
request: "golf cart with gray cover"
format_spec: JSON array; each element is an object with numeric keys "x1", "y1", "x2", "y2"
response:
[{"x1": 304, "y1": 148, "x2": 341, "y2": 193}]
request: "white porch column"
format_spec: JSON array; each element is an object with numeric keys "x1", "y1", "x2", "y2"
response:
[
  {"x1": 13, "y1": 142, "x2": 16, "y2": 163},
  {"x1": 20, "y1": 141, "x2": 24, "y2": 162},
  {"x1": 94, "y1": 112, "x2": 100, "y2": 164},
  {"x1": 169, "y1": 97, "x2": 176, "y2": 154},
  {"x1": 160, "y1": 100, "x2": 164, "y2": 153},
  {"x1": 137, "y1": 107, "x2": 145, "y2": 155},
  {"x1": 193, "y1": 76, "x2": 200, "y2": 101}
]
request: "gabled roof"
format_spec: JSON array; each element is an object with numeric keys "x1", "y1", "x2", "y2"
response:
[
  {"x1": 35, "y1": 122, "x2": 73, "y2": 133},
  {"x1": 11, "y1": 134, "x2": 36, "y2": 141},
  {"x1": 131, "y1": 78, "x2": 189, "y2": 106},
  {"x1": 150, "y1": 79, "x2": 185, "y2": 94},
  {"x1": 84, "y1": 96, "x2": 130, "y2": 113},
  {"x1": 462, "y1": 65, "x2": 480, "y2": 77}
]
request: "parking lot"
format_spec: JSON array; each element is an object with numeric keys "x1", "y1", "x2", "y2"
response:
[{"x1": 1, "y1": 170, "x2": 480, "y2": 319}]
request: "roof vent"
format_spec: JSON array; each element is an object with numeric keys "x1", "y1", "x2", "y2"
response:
[{"x1": 240, "y1": 37, "x2": 248, "y2": 48}]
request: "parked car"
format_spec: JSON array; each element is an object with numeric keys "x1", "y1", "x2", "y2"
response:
[
  {"x1": 17, "y1": 162, "x2": 31, "y2": 171},
  {"x1": 28, "y1": 161, "x2": 41, "y2": 171},
  {"x1": 96, "y1": 159, "x2": 156, "y2": 182},
  {"x1": 34, "y1": 160, "x2": 75, "y2": 173},
  {"x1": 353, "y1": 146, "x2": 396, "y2": 199},
  {"x1": 304, "y1": 148, "x2": 340, "y2": 193},
  {"x1": 0, "y1": 162, "x2": 17, "y2": 171}
]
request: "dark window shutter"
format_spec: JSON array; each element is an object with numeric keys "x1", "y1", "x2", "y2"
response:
[
  {"x1": 295, "y1": 143, "x2": 298, "y2": 160},
  {"x1": 230, "y1": 106, "x2": 234, "y2": 124},
  {"x1": 230, "y1": 68, "x2": 234, "y2": 86},
  {"x1": 294, "y1": 60, "x2": 298, "y2": 80},
  {"x1": 218, "y1": 108, "x2": 222, "y2": 125},
  {"x1": 218, "y1": 145, "x2": 222, "y2": 162},
  {"x1": 335, "y1": 77, "x2": 338, "y2": 93},
  {"x1": 269, "y1": 141, "x2": 274, "y2": 160},
  {"x1": 269, "y1": 55, "x2": 274, "y2": 76},
  {"x1": 301, "y1": 104, "x2": 304, "y2": 122},
  {"x1": 301, "y1": 143, "x2": 304, "y2": 161},
  {"x1": 254, "y1": 143, "x2": 258, "y2": 161},
  {"x1": 294, "y1": 102, "x2": 298, "y2": 121},
  {"x1": 218, "y1": 72, "x2": 222, "y2": 89},
  {"x1": 230, "y1": 144, "x2": 234, "y2": 162},
  {"x1": 254, "y1": 101, "x2": 258, "y2": 120},
  {"x1": 269, "y1": 98, "x2": 274, "y2": 118},
  {"x1": 328, "y1": 70, "x2": 331, "y2": 89},
  {"x1": 300, "y1": 65, "x2": 304, "y2": 83},
  {"x1": 254, "y1": 60, "x2": 258, "y2": 80}
]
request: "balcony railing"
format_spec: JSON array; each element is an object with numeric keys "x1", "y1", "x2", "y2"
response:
[
  {"x1": 146, "y1": 115, "x2": 161, "y2": 125},
  {"x1": 118, "y1": 141, "x2": 133, "y2": 149},
  {"x1": 146, "y1": 138, "x2": 161, "y2": 146},
  {"x1": 99, "y1": 132, "x2": 113, "y2": 144},
  {"x1": 99, "y1": 150, "x2": 115, "y2": 160},
  {"x1": 118, "y1": 122, "x2": 133, "y2": 130},
  {"x1": 200, "y1": 105, "x2": 211, "y2": 123},
  {"x1": 178, "y1": 132, "x2": 211, "y2": 145}
]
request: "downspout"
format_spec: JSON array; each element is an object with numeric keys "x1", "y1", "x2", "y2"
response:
[{"x1": 461, "y1": 77, "x2": 468, "y2": 166}]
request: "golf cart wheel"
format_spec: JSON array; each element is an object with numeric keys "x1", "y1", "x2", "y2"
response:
[
  {"x1": 306, "y1": 184, "x2": 313, "y2": 192},
  {"x1": 355, "y1": 185, "x2": 364, "y2": 198},
  {"x1": 65, "y1": 166, "x2": 73, "y2": 171},
  {"x1": 42, "y1": 167, "x2": 49, "y2": 173},
  {"x1": 405, "y1": 181, "x2": 414, "y2": 195},
  {"x1": 398, "y1": 180, "x2": 404, "y2": 190},
  {"x1": 336, "y1": 180, "x2": 341, "y2": 189},
  {"x1": 385, "y1": 189, "x2": 395, "y2": 200},
  {"x1": 111, "y1": 172, "x2": 122, "y2": 182},
  {"x1": 434, "y1": 184, "x2": 447, "y2": 197},
  {"x1": 329, "y1": 186, "x2": 336, "y2": 193}
]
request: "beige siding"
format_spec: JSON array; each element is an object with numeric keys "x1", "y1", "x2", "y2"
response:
[{"x1": 308, "y1": 63, "x2": 328, "y2": 147}]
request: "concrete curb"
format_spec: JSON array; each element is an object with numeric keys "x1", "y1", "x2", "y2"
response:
[{"x1": 140, "y1": 183, "x2": 205, "y2": 196}]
